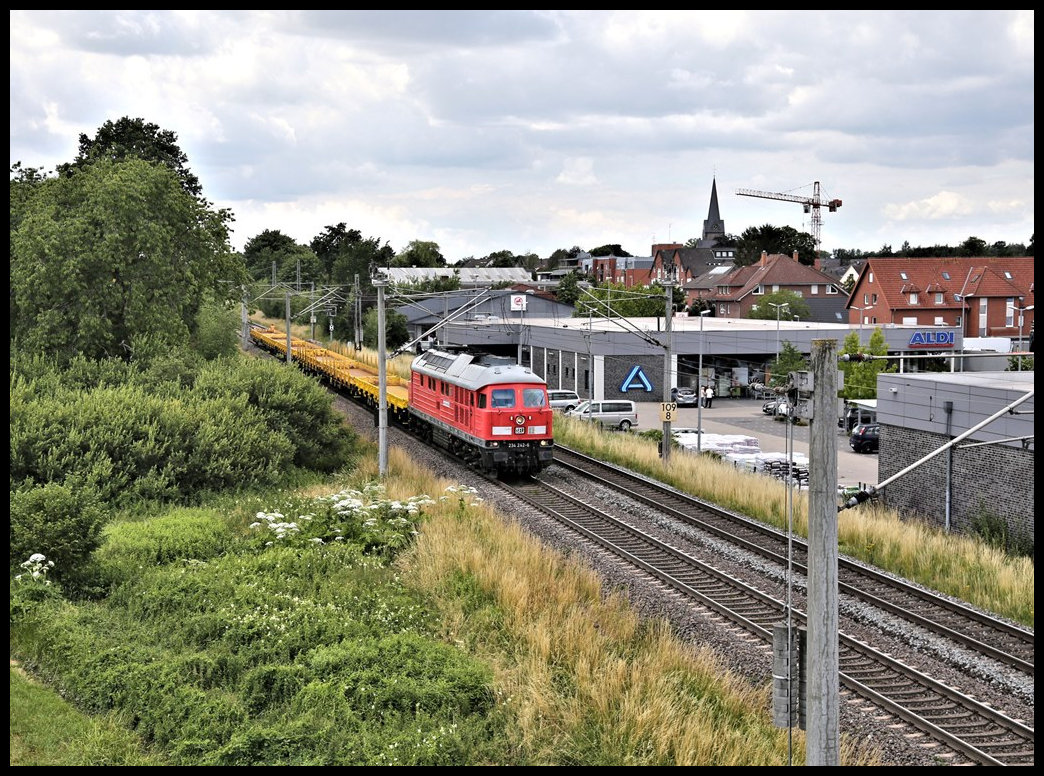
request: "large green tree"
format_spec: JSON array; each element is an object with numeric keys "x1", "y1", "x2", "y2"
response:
[
  {"x1": 733, "y1": 225, "x2": 816, "y2": 266},
  {"x1": 590, "y1": 244, "x2": 632, "y2": 257},
  {"x1": 311, "y1": 223, "x2": 363, "y2": 280},
  {"x1": 10, "y1": 157, "x2": 243, "y2": 362},
  {"x1": 838, "y1": 328, "x2": 895, "y2": 399},
  {"x1": 745, "y1": 290, "x2": 811, "y2": 322},
  {"x1": 391, "y1": 240, "x2": 445, "y2": 268},
  {"x1": 57, "y1": 116, "x2": 205, "y2": 201},
  {"x1": 573, "y1": 282, "x2": 669, "y2": 318},
  {"x1": 767, "y1": 341, "x2": 808, "y2": 388},
  {"x1": 243, "y1": 229, "x2": 320, "y2": 285},
  {"x1": 554, "y1": 271, "x2": 582, "y2": 306}
]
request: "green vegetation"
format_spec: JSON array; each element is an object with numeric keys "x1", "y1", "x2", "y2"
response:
[
  {"x1": 9, "y1": 114, "x2": 1032, "y2": 766},
  {"x1": 10, "y1": 666, "x2": 166, "y2": 765}
]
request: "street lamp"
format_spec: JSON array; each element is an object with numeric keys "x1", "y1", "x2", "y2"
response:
[
  {"x1": 696, "y1": 309, "x2": 711, "y2": 454},
  {"x1": 768, "y1": 302, "x2": 790, "y2": 366},
  {"x1": 1014, "y1": 302, "x2": 1034, "y2": 371}
]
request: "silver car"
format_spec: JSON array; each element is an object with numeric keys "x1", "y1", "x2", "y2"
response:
[
  {"x1": 547, "y1": 389, "x2": 581, "y2": 412},
  {"x1": 672, "y1": 387, "x2": 699, "y2": 407},
  {"x1": 566, "y1": 399, "x2": 639, "y2": 431}
]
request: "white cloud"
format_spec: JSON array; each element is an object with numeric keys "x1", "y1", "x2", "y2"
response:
[{"x1": 10, "y1": 10, "x2": 1035, "y2": 258}]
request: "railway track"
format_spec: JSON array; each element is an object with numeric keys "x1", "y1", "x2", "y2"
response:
[
  {"x1": 498, "y1": 468, "x2": 1035, "y2": 766},
  {"x1": 249, "y1": 336, "x2": 1034, "y2": 764},
  {"x1": 552, "y1": 445, "x2": 1034, "y2": 677}
]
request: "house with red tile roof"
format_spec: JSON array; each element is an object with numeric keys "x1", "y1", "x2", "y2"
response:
[
  {"x1": 686, "y1": 250, "x2": 847, "y2": 322},
  {"x1": 847, "y1": 257, "x2": 1034, "y2": 347}
]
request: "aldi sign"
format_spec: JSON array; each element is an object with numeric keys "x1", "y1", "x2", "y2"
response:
[{"x1": 908, "y1": 330, "x2": 955, "y2": 349}]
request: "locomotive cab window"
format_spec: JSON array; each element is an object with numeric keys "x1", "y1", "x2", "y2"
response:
[
  {"x1": 522, "y1": 388, "x2": 546, "y2": 408},
  {"x1": 491, "y1": 389, "x2": 515, "y2": 408}
]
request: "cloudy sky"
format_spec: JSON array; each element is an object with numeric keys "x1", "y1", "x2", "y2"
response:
[{"x1": 10, "y1": 10, "x2": 1034, "y2": 261}]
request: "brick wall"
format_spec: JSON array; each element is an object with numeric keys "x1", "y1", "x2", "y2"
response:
[{"x1": 880, "y1": 425, "x2": 1034, "y2": 547}]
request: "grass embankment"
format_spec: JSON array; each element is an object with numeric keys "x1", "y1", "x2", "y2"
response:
[
  {"x1": 12, "y1": 330, "x2": 1029, "y2": 765},
  {"x1": 259, "y1": 323, "x2": 1034, "y2": 626},
  {"x1": 14, "y1": 445, "x2": 886, "y2": 765}
]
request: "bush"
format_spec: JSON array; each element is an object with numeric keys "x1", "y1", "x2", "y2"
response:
[
  {"x1": 193, "y1": 358, "x2": 356, "y2": 472},
  {"x1": 10, "y1": 483, "x2": 107, "y2": 585},
  {"x1": 10, "y1": 378, "x2": 296, "y2": 506}
]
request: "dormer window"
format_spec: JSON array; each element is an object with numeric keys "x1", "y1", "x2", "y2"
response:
[{"x1": 909, "y1": 292, "x2": 919, "y2": 304}]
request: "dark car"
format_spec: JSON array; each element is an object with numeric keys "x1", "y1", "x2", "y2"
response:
[{"x1": 849, "y1": 424, "x2": 879, "y2": 454}]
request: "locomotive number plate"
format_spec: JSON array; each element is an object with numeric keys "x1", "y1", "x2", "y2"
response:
[
  {"x1": 505, "y1": 441, "x2": 529, "y2": 448},
  {"x1": 513, "y1": 426, "x2": 526, "y2": 434}
]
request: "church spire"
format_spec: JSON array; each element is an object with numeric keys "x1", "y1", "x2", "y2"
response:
[{"x1": 702, "y1": 177, "x2": 724, "y2": 243}]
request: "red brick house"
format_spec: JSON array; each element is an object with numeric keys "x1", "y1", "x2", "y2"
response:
[
  {"x1": 688, "y1": 250, "x2": 846, "y2": 321},
  {"x1": 847, "y1": 257, "x2": 1034, "y2": 345}
]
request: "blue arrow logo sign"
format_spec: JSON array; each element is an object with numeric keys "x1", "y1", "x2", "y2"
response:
[{"x1": 620, "y1": 365, "x2": 654, "y2": 393}]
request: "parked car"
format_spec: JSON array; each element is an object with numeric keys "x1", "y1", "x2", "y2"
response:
[
  {"x1": 761, "y1": 397, "x2": 791, "y2": 416},
  {"x1": 672, "y1": 386, "x2": 699, "y2": 407},
  {"x1": 565, "y1": 399, "x2": 639, "y2": 431},
  {"x1": 547, "y1": 389, "x2": 581, "y2": 412},
  {"x1": 849, "y1": 424, "x2": 879, "y2": 453}
]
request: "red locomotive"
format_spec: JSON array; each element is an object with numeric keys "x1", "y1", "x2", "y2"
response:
[{"x1": 408, "y1": 348, "x2": 554, "y2": 476}]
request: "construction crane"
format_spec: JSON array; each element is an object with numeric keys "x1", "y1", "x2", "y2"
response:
[{"x1": 735, "y1": 181, "x2": 842, "y2": 257}]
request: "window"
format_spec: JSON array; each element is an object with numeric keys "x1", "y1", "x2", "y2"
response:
[
  {"x1": 863, "y1": 293, "x2": 869, "y2": 305},
  {"x1": 868, "y1": 272, "x2": 874, "y2": 283},
  {"x1": 826, "y1": 285, "x2": 837, "y2": 295},
  {"x1": 909, "y1": 292, "x2": 919, "y2": 304},
  {"x1": 941, "y1": 271, "x2": 951, "y2": 280},
  {"x1": 753, "y1": 285, "x2": 763, "y2": 295},
  {"x1": 902, "y1": 316, "x2": 918, "y2": 325},
  {"x1": 900, "y1": 271, "x2": 908, "y2": 280},
  {"x1": 491, "y1": 389, "x2": 515, "y2": 408},
  {"x1": 522, "y1": 388, "x2": 546, "y2": 408},
  {"x1": 477, "y1": 393, "x2": 487, "y2": 409},
  {"x1": 1006, "y1": 298, "x2": 1015, "y2": 327},
  {"x1": 872, "y1": 293, "x2": 878, "y2": 304},
  {"x1": 935, "y1": 292, "x2": 944, "y2": 304},
  {"x1": 1004, "y1": 271, "x2": 1013, "y2": 279},
  {"x1": 810, "y1": 284, "x2": 819, "y2": 295},
  {"x1": 934, "y1": 316, "x2": 945, "y2": 325}
]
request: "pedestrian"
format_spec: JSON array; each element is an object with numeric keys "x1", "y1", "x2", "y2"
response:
[{"x1": 705, "y1": 385, "x2": 715, "y2": 409}]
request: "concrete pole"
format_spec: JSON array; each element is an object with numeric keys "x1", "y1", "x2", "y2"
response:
[
  {"x1": 662, "y1": 278, "x2": 674, "y2": 463},
  {"x1": 285, "y1": 291, "x2": 292, "y2": 364},
  {"x1": 696, "y1": 309, "x2": 709, "y2": 453},
  {"x1": 374, "y1": 275, "x2": 389, "y2": 477},
  {"x1": 241, "y1": 285, "x2": 249, "y2": 347},
  {"x1": 807, "y1": 339, "x2": 839, "y2": 764}
]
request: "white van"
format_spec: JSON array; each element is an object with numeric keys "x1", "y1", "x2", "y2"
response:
[
  {"x1": 547, "y1": 389, "x2": 581, "y2": 412},
  {"x1": 565, "y1": 399, "x2": 639, "y2": 431}
]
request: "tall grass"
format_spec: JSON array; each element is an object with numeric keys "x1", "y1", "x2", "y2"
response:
[
  {"x1": 553, "y1": 413, "x2": 1033, "y2": 626},
  {"x1": 10, "y1": 667, "x2": 165, "y2": 765},
  {"x1": 258, "y1": 327, "x2": 1031, "y2": 627}
]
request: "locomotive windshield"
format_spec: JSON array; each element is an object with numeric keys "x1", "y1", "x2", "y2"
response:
[
  {"x1": 522, "y1": 388, "x2": 547, "y2": 408},
  {"x1": 490, "y1": 389, "x2": 516, "y2": 408}
]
